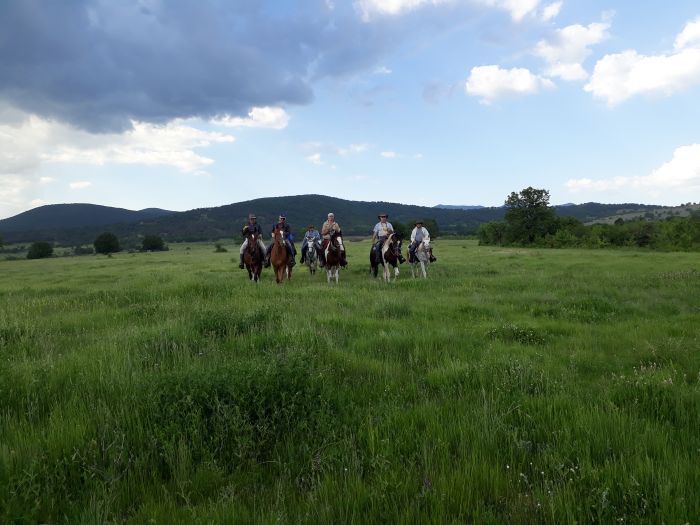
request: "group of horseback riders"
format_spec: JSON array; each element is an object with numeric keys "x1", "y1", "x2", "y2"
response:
[{"x1": 238, "y1": 212, "x2": 435, "y2": 270}]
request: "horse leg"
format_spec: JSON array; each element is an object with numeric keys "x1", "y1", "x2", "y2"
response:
[
  {"x1": 334, "y1": 267, "x2": 339, "y2": 284},
  {"x1": 421, "y1": 261, "x2": 427, "y2": 278},
  {"x1": 393, "y1": 265, "x2": 400, "y2": 281}
]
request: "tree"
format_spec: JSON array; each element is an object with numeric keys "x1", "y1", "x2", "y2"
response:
[
  {"x1": 94, "y1": 232, "x2": 120, "y2": 254},
  {"x1": 141, "y1": 235, "x2": 166, "y2": 251},
  {"x1": 27, "y1": 241, "x2": 54, "y2": 259},
  {"x1": 477, "y1": 221, "x2": 507, "y2": 245},
  {"x1": 392, "y1": 220, "x2": 410, "y2": 239},
  {"x1": 504, "y1": 187, "x2": 557, "y2": 244},
  {"x1": 420, "y1": 218, "x2": 440, "y2": 238},
  {"x1": 0, "y1": 234, "x2": 3, "y2": 248}
]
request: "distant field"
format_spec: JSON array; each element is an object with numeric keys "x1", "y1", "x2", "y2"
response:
[{"x1": 1, "y1": 240, "x2": 699, "y2": 523}]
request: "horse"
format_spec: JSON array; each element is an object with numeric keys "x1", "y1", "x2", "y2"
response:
[
  {"x1": 270, "y1": 226, "x2": 291, "y2": 283},
  {"x1": 410, "y1": 239, "x2": 431, "y2": 279},
  {"x1": 370, "y1": 232, "x2": 404, "y2": 282},
  {"x1": 323, "y1": 230, "x2": 343, "y2": 284},
  {"x1": 304, "y1": 240, "x2": 318, "y2": 275},
  {"x1": 243, "y1": 232, "x2": 264, "y2": 282}
]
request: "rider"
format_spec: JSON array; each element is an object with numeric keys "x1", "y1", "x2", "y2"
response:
[
  {"x1": 372, "y1": 213, "x2": 405, "y2": 263},
  {"x1": 238, "y1": 213, "x2": 266, "y2": 269},
  {"x1": 300, "y1": 224, "x2": 321, "y2": 265},
  {"x1": 264, "y1": 214, "x2": 296, "y2": 267},
  {"x1": 409, "y1": 219, "x2": 437, "y2": 263},
  {"x1": 321, "y1": 212, "x2": 347, "y2": 268}
]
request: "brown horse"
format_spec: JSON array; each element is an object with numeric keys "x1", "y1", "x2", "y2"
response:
[
  {"x1": 243, "y1": 232, "x2": 263, "y2": 282},
  {"x1": 270, "y1": 225, "x2": 291, "y2": 283},
  {"x1": 323, "y1": 230, "x2": 343, "y2": 284}
]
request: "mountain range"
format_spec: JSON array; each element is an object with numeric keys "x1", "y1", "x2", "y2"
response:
[{"x1": 0, "y1": 195, "x2": 663, "y2": 245}]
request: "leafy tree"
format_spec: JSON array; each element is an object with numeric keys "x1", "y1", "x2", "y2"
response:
[
  {"x1": 27, "y1": 241, "x2": 54, "y2": 259},
  {"x1": 0, "y1": 234, "x2": 3, "y2": 248},
  {"x1": 94, "y1": 232, "x2": 120, "y2": 254},
  {"x1": 477, "y1": 221, "x2": 508, "y2": 245},
  {"x1": 141, "y1": 235, "x2": 166, "y2": 251},
  {"x1": 392, "y1": 220, "x2": 410, "y2": 239},
  {"x1": 420, "y1": 218, "x2": 440, "y2": 238},
  {"x1": 504, "y1": 187, "x2": 557, "y2": 244}
]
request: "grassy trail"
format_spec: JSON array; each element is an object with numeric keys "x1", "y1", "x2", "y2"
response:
[{"x1": 1, "y1": 240, "x2": 699, "y2": 523}]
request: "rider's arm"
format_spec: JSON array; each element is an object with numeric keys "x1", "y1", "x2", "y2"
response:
[
  {"x1": 423, "y1": 228, "x2": 431, "y2": 243},
  {"x1": 410, "y1": 228, "x2": 416, "y2": 243}
]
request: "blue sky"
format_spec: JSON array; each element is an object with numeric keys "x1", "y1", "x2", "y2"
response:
[{"x1": 1, "y1": 0, "x2": 700, "y2": 219}]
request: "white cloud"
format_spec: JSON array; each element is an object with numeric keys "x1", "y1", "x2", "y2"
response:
[
  {"x1": 675, "y1": 17, "x2": 700, "y2": 51},
  {"x1": 44, "y1": 121, "x2": 236, "y2": 174},
  {"x1": 306, "y1": 153, "x2": 323, "y2": 165},
  {"x1": 211, "y1": 106, "x2": 290, "y2": 129},
  {"x1": 585, "y1": 18, "x2": 700, "y2": 105},
  {"x1": 374, "y1": 66, "x2": 393, "y2": 75},
  {"x1": 338, "y1": 143, "x2": 370, "y2": 156},
  {"x1": 541, "y1": 1, "x2": 562, "y2": 22},
  {"x1": 0, "y1": 110, "x2": 236, "y2": 217},
  {"x1": 356, "y1": 0, "x2": 449, "y2": 21},
  {"x1": 465, "y1": 65, "x2": 555, "y2": 103},
  {"x1": 69, "y1": 181, "x2": 92, "y2": 190},
  {"x1": 534, "y1": 19, "x2": 611, "y2": 81},
  {"x1": 566, "y1": 144, "x2": 700, "y2": 198},
  {"x1": 381, "y1": 151, "x2": 398, "y2": 158},
  {"x1": 476, "y1": 0, "x2": 541, "y2": 22}
]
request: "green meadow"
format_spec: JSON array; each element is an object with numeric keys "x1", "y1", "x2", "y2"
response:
[{"x1": 1, "y1": 240, "x2": 699, "y2": 524}]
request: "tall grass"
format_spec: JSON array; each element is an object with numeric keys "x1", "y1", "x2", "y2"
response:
[{"x1": 1, "y1": 241, "x2": 699, "y2": 523}]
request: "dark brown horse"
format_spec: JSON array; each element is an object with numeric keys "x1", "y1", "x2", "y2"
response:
[
  {"x1": 323, "y1": 230, "x2": 344, "y2": 284},
  {"x1": 270, "y1": 225, "x2": 291, "y2": 283},
  {"x1": 370, "y1": 232, "x2": 404, "y2": 282},
  {"x1": 243, "y1": 232, "x2": 263, "y2": 282}
]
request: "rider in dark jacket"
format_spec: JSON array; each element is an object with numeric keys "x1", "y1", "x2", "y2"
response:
[
  {"x1": 239, "y1": 213, "x2": 265, "y2": 268},
  {"x1": 264, "y1": 214, "x2": 296, "y2": 267}
]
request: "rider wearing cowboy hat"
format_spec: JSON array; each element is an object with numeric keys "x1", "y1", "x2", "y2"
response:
[
  {"x1": 263, "y1": 213, "x2": 296, "y2": 267},
  {"x1": 409, "y1": 219, "x2": 437, "y2": 263},
  {"x1": 371, "y1": 212, "x2": 405, "y2": 263},
  {"x1": 239, "y1": 213, "x2": 266, "y2": 269},
  {"x1": 300, "y1": 224, "x2": 321, "y2": 265}
]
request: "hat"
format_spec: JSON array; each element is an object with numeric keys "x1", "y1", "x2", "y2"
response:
[
  {"x1": 248, "y1": 213, "x2": 257, "y2": 219},
  {"x1": 327, "y1": 212, "x2": 334, "y2": 218},
  {"x1": 278, "y1": 214, "x2": 286, "y2": 219},
  {"x1": 378, "y1": 213, "x2": 388, "y2": 219},
  {"x1": 307, "y1": 224, "x2": 315, "y2": 229},
  {"x1": 415, "y1": 219, "x2": 424, "y2": 225}
]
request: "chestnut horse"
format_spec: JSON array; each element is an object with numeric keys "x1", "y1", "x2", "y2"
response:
[
  {"x1": 243, "y1": 232, "x2": 264, "y2": 282},
  {"x1": 270, "y1": 225, "x2": 291, "y2": 283},
  {"x1": 323, "y1": 230, "x2": 343, "y2": 284},
  {"x1": 370, "y1": 232, "x2": 404, "y2": 282}
]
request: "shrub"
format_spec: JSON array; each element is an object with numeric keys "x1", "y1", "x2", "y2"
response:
[
  {"x1": 214, "y1": 243, "x2": 228, "y2": 253},
  {"x1": 26, "y1": 242, "x2": 53, "y2": 259},
  {"x1": 94, "y1": 232, "x2": 120, "y2": 254},
  {"x1": 141, "y1": 235, "x2": 166, "y2": 251},
  {"x1": 73, "y1": 245, "x2": 94, "y2": 255}
]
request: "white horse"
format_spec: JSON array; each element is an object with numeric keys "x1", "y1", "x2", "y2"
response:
[
  {"x1": 410, "y1": 240, "x2": 431, "y2": 279},
  {"x1": 305, "y1": 241, "x2": 318, "y2": 275}
]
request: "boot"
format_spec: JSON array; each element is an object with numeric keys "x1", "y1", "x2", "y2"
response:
[
  {"x1": 399, "y1": 254, "x2": 406, "y2": 264},
  {"x1": 289, "y1": 255, "x2": 296, "y2": 268},
  {"x1": 429, "y1": 255, "x2": 437, "y2": 262},
  {"x1": 239, "y1": 253, "x2": 245, "y2": 269},
  {"x1": 340, "y1": 252, "x2": 347, "y2": 268},
  {"x1": 263, "y1": 253, "x2": 271, "y2": 268}
]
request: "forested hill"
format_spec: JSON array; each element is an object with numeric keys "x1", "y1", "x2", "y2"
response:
[
  {"x1": 0, "y1": 204, "x2": 174, "y2": 233},
  {"x1": 0, "y1": 195, "x2": 664, "y2": 245}
]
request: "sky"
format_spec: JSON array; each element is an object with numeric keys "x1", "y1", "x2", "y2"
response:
[{"x1": 1, "y1": 0, "x2": 700, "y2": 220}]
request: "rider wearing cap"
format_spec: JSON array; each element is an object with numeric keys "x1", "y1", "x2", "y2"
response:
[
  {"x1": 300, "y1": 224, "x2": 321, "y2": 265},
  {"x1": 321, "y1": 212, "x2": 347, "y2": 267},
  {"x1": 409, "y1": 219, "x2": 437, "y2": 263},
  {"x1": 264, "y1": 214, "x2": 296, "y2": 267},
  {"x1": 239, "y1": 213, "x2": 266, "y2": 269},
  {"x1": 372, "y1": 213, "x2": 405, "y2": 263}
]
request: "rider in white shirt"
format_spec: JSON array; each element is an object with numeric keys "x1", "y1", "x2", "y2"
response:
[
  {"x1": 409, "y1": 220, "x2": 437, "y2": 262},
  {"x1": 372, "y1": 213, "x2": 405, "y2": 263}
]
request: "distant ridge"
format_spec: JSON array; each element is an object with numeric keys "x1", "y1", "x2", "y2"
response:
[
  {"x1": 0, "y1": 204, "x2": 176, "y2": 233},
  {"x1": 0, "y1": 195, "x2": 665, "y2": 245},
  {"x1": 434, "y1": 204, "x2": 485, "y2": 210}
]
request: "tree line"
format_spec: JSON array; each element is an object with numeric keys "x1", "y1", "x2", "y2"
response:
[{"x1": 478, "y1": 187, "x2": 700, "y2": 250}]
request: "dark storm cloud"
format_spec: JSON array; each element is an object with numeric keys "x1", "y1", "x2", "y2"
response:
[{"x1": 0, "y1": 1, "x2": 399, "y2": 132}]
